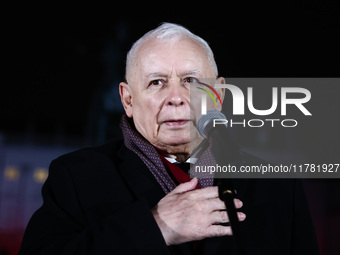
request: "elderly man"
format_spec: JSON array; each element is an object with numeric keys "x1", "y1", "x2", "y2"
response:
[{"x1": 19, "y1": 23, "x2": 319, "y2": 255}]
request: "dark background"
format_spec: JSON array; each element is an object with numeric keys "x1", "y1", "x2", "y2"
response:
[
  {"x1": 1, "y1": 2, "x2": 339, "y2": 254},
  {"x1": 2, "y1": 2, "x2": 339, "y2": 143}
]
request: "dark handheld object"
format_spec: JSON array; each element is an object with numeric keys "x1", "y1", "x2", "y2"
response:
[
  {"x1": 217, "y1": 180, "x2": 245, "y2": 255},
  {"x1": 198, "y1": 111, "x2": 245, "y2": 254}
]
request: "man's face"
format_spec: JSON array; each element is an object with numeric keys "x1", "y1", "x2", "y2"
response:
[{"x1": 120, "y1": 38, "x2": 223, "y2": 159}]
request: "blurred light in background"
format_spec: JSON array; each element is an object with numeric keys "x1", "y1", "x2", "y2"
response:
[
  {"x1": 4, "y1": 167, "x2": 20, "y2": 182},
  {"x1": 33, "y1": 168, "x2": 48, "y2": 183},
  {"x1": 0, "y1": 140, "x2": 78, "y2": 255}
]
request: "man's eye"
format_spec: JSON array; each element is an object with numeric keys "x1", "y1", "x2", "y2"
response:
[
  {"x1": 149, "y1": 80, "x2": 164, "y2": 86},
  {"x1": 184, "y1": 77, "x2": 199, "y2": 84}
]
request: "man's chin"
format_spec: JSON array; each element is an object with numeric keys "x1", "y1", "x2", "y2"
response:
[
  {"x1": 156, "y1": 136, "x2": 203, "y2": 156},
  {"x1": 161, "y1": 139, "x2": 191, "y2": 148},
  {"x1": 153, "y1": 136, "x2": 189, "y2": 151},
  {"x1": 155, "y1": 129, "x2": 203, "y2": 153}
]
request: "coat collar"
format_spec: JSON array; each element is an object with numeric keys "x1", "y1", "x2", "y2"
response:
[{"x1": 116, "y1": 143, "x2": 166, "y2": 208}]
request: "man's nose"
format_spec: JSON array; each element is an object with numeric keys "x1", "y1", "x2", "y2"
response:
[{"x1": 165, "y1": 83, "x2": 187, "y2": 106}]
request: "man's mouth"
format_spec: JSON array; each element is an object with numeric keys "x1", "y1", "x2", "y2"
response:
[{"x1": 163, "y1": 119, "x2": 189, "y2": 126}]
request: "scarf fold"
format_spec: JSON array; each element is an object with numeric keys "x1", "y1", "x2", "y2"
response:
[{"x1": 120, "y1": 115, "x2": 215, "y2": 193}]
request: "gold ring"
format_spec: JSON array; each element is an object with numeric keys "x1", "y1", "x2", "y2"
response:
[{"x1": 222, "y1": 189, "x2": 233, "y2": 195}]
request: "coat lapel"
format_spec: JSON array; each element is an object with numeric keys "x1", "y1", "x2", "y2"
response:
[{"x1": 116, "y1": 144, "x2": 166, "y2": 209}]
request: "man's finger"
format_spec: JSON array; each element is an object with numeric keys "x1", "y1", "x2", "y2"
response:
[
  {"x1": 170, "y1": 178, "x2": 198, "y2": 194},
  {"x1": 206, "y1": 225, "x2": 233, "y2": 238},
  {"x1": 208, "y1": 198, "x2": 227, "y2": 211},
  {"x1": 210, "y1": 211, "x2": 246, "y2": 225},
  {"x1": 204, "y1": 197, "x2": 244, "y2": 212},
  {"x1": 211, "y1": 210, "x2": 229, "y2": 224},
  {"x1": 199, "y1": 186, "x2": 220, "y2": 199},
  {"x1": 211, "y1": 211, "x2": 246, "y2": 224},
  {"x1": 234, "y1": 198, "x2": 243, "y2": 209}
]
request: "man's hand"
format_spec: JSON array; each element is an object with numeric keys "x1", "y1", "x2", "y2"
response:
[{"x1": 151, "y1": 178, "x2": 246, "y2": 245}]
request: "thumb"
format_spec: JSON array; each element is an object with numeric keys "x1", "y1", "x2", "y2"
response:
[{"x1": 171, "y1": 178, "x2": 198, "y2": 194}]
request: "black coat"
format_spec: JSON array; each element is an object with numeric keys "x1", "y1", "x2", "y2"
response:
[{"x1": 19, "y1": 140, "x2": 319, "y2": 254}]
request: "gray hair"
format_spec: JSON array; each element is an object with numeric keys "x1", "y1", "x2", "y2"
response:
[{"x1": 125, "y1": 22, "x2": 218, "y2": 81}]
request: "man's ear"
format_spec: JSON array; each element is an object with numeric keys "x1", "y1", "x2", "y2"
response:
[
  {"x1": 119, "y1": 82, "x2": 133, "y2": 117},
  {"x1": 215, "y1": 77, "x2": 226, "y2": 111}
]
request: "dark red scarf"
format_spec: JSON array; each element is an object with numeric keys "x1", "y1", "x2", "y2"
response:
[{"x1": 120, "y1": 114, "x2": 215, "y2": 194}]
